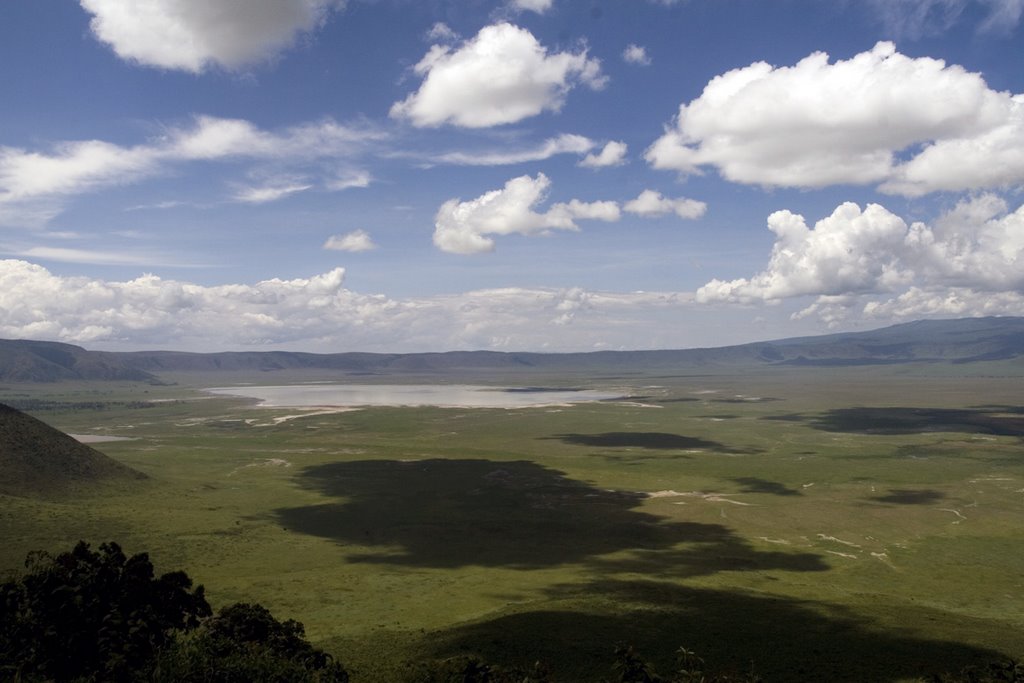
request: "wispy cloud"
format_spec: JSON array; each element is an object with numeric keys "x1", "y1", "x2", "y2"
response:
[
  {"x1": 2, "y1": 245, "x2": 192, "y2": 267},
  {"x1": 0, "y1": 115, "x2": 383, "y2": 224},
  {"x1": 232, "y1": 182, "x2": 312, "y2": 204},
  {"x1": 428, "y1": 134, "x2": 596, "y2": 166}
]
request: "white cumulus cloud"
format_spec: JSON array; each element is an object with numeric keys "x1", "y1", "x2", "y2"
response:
[
  {"x1": 390, "y1": 23, "x2": 606, "y2": 128},
  {"x1": 622, "y1": 44, "x2": 651, "y2": 65},
  {"x1": 623, "y1": 190, "x2": 706, "y2": 219},
  {"x1": 579, "y1": 141, "x2": 628, "y2": 168},
  {"x1": 697, "y1": 203, "x2": 911, "y2": 303},
  {"x1": 323, "y1": 229, "x2": 376, "y2": 252},
  {"x1": 696, "y1": 195, "x2": 1024, "y2": 324},
  {"x1": 80, "y1": 0, "x2": 342, "y2": 72},
  {"x1": 0, "y1": 259, "x2": 707, "y2": 352},
  {"x1": 646, "y1": 41, "x2": 1024, "y2": 196},
  {"x1": 432, "y1": 173, "x2": 620, "y2": 254},
  {"x1": 509, "y1": 0, "x2": 553, "y2": 13}
]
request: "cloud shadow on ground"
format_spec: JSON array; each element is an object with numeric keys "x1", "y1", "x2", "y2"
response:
[
  {"x1": 424, "y1": 579, "x2": 1009, "y2": 682},
  {"x1": 763, "y1": 406, "x2": 1024, "y2": 437},
  {"x1": 543, "y1": 431, "x2": 761, "y2": 454},
  {"x1": 869, "y1": 488, "x2": 946, "y2": 504},
  {"x1": 732, "y1": 477, "x2": 802, "y2": 496},
  {"x1": 275, "y1": 458, "x2": 821, "y2": 572}
]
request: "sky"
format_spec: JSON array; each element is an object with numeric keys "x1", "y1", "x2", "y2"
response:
[{"x1": 1, "y1": 0, "x2": 1023, "y2": 353}]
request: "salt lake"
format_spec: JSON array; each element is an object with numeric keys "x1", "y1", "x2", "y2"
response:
[{"x1": 203, "y1": 384, "x2": 626, "y2": 408}]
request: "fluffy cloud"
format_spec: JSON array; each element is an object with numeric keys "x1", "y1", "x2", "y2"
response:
[
  {"x1": 80, "y1": 0, "x2": 342, "y2": 72},
  {"x1": 323, "y1": 229, "x2": 376, "y2": 252},
  {"x1": 622, "y1": 44, "x2": 651, "y2": 66},
  {"x1": 794, "y1": 288, "x2": 1024, "y2": 326},
  {"x1": 0, "y1": 116, "x2": 379, "y2": 224},
  {"x1": 697, "y1": 203, "x2": 911, "y2": 303},
  {"x1": 646, "y1": 42, "x2": 1024, "y2": 196},
  {"x1": 509, "y1": 0, "x2": 553, "y2": 13},
  {"x1": 880, "y1": 96, "x2": 1024, "y2": 196},
  {"x1": 623, "y1": 190, "x2": 706, "y2": 219},
  {"x1": 0, "y1": 259, "x2": 702, "y2": 352},
  {"x1": 697, "y1": 196, "x2": 1024, "y2": 319},
  {"x1": 433, "y1": 173, "x2": 620, "y2": 254},
  {"x1": 579, "y1": 141, "x2": 628, "y2": 168},
  {"x1": 431, "y1": 134, "x2": 596, "y2": 166},
  {"x1": 390, "y1": 23, "x2": 606, "y2": 128}
]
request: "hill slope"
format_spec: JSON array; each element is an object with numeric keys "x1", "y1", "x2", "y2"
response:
[
  {"x1": 102, "y1": 316, "x2": 1024, "y2": 372},
  {"x1": 0, "y1": 403, "x2": 145, "y2": 496},
  {"x1": 1, "y1": 317, "x2": 1022, "y2": 381},
  {"x1": 0, "y1": 339, "x2": 157, "y2": 383}
]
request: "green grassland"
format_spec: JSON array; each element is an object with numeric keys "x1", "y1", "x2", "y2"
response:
[{"x1": 1, "y1": 365, "x2": 1023, "y2": 681}]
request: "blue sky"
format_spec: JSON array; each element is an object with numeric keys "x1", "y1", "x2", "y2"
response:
[{"x1": 1, "y1": 0, "x2": 1023, "y2": 352}]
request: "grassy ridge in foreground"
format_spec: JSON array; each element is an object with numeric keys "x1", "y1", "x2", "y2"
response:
[
  {"x1": 0, "y1": 402, "x2": 145, "y2": 497},
  {"x1": 0, "y1": 367, "x2": 1022, "y2": 681}
]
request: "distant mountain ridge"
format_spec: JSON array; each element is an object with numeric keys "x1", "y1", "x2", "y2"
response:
[
  {"x1": 1, "y1": 317, "x2": 1022, "y2": 382},
  {"x1": 0, "y1": 403, "x2": 145, "y2": 496},
  {"x1": 0, "y1": 339, "x2": 157, "y2": 383}
]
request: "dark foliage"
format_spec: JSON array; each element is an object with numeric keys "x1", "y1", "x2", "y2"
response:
[
  {"x1": 0, "y1": 541, "x2": 210, "y2": 682},
  {"x1": 412, "y1": 655, "x2": 551, "y2": 683},
  {"x1": 926, "y1": 660, "x2": 1024, "y2": 682},
  {"x1": 0, "y1": 542, "x2": 347, "y2": 682},
  {"x1": 154, "y1": 602, "x2": 348, "y2": 682}
]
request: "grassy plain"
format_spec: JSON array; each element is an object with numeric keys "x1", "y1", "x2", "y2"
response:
[{"x1": 1, "y1": 364, "x2": 1022, "y2": 681}]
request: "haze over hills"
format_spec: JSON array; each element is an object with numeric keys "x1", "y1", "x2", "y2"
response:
[
  {"x1": 0, "y1": 317, "x2": 1022, "y2": 383},
  {"x1": 0, "y1": 403, "x2": 146, "y2": 496}
]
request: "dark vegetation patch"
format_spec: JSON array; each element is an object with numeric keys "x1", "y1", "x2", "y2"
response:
[
  {"x1": 425, "y1": 580, "x2": 1008, "y2": 682},
  {"x1": 710, "y1": 397, "x2": 783, "y2": 404},
  {"x1": 3, "y1": 398, "x2": 157, "y2": 412},
  {"x1": 275, "y1": 459, "x2": 823, "y2": 572},
  {"x1": 869, "y1": 489, "x2": 946, "y2": 505},
  {"x1": 0, "y1": 542, "x2": 347, "y2": 682},
  {"x1": 731, "y1": 477, "x2": 802, "y2": 496},
  {"x1": 544, "y1": 432, "x2": 759, "y2": 454},
  {"x1": 500, "y1": 387, "x2": 582, "y2": 393},
  {"x1": 6, "y1": 544, "x2": 1011, "y2": 683},
  {"x1": 763, "y1": 406, "x2": 1024, "y2": 437}
]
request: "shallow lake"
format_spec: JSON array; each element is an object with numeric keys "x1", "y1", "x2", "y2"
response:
[{"x1": 204, "y1": 384, "x2": 626, "y2": 408}]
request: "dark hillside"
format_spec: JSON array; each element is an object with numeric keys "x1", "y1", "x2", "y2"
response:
[{"x1": 0, "y1": 403, "x2": 145, "y2": 496}]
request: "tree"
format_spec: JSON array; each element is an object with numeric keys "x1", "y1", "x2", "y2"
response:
[
  {"x1": 0, "y1": 541, "x2": 211, "y2": 682},
  {"x1": 154, "y1": 602, "x2": 349, "y2": 682}
]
